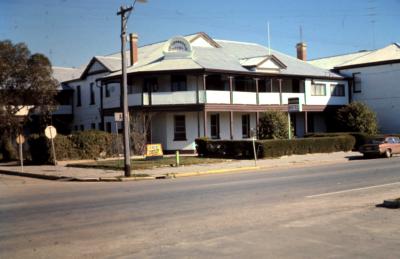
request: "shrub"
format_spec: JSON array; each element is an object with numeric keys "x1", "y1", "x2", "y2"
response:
[
  {"x1": 336, "y1": 102, "x2": 378, "y2": 135},
  {"x1": 258, "y1": 111, "x2": 291, "y2": 139},
  {"x1": 259, "y1": 135, "x2": 355, "y2": 158},
  {"x1": 195, "y1": 135, "x2": 355, "y2": 159},
  {"x1": 27, "y1": 134, "x2": 52, "y2": 164},
  {"x1": 27, "y1": 130, "x2": 119, "y2": 164},
  {"x1": 0, "y1": 136, "x2": 17, "y2": 161},
  {"x1": 304, "y1": 132, "x2": 375, "y2": 151},
  {"x1": 195, "y1": 138, "x2": 262, "y2": 159}
]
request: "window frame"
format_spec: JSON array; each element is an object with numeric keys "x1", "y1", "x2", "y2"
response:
[
  {"x1": 242, "y1": 114, "x2": 251, "y2": 138},
  {"x1": 90, "y1": 83, "x2": 95, "y2": 105},
  {"x1": 311, "y1": 83, "x2": 326, "y2": 96},
  {"x1": 174, "y1": 115, "x2": 187, "y2": 141},
  {"x1": 171, "y1": 75, "x2": 187, "y2": 92},
  {"x1": 105, "y1": 84, "x2": 110, "y2": 98},
  {"x1": 210, "y1": 114, "x2": 220, "y2": 139},
  {"x1": 330, "y1": 84, "x2": 345, "y2": 97},
  {"x1": 353, "y1": 73, "x2": 362, "y2": 93},
  {"x1": 76, "y1": 85, "x2": 82, "y2": 106}
]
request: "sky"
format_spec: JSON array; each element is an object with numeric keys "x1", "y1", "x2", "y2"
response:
[{"x1": 1, "y1": 0, "x2": 399, "y2": 68}]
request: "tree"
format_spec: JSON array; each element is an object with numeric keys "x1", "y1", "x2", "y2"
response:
[
  {"x1": 336, "y1": 101, "x2": 378, "y2": 135},
  {"x1": 130, "y1": 112, "x2": 154, "y2": 155},
  {"x1": 0, "y1": 40, "x2": 57, "y2": 130},
  {"x1": 0, "y1": 40, "x2": 57, "y2": 159},
  {"x1": 258, "y1": 110, "x2": 291, "y2": 139}
]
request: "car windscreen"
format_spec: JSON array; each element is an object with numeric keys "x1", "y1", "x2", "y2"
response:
[{"x1": 368, "y1": 138, "x2": 385, "y2": 144}]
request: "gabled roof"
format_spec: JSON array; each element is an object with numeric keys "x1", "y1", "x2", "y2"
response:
[
  {"x1": 240, "y1": 55, "x2": 287, "y2": 70},
  {"x1": 310, "y1": 43, "x2": 400, "y2": 70},
  {"x1": 79, "y1": 56, "x2": 122, "y2": 79}
]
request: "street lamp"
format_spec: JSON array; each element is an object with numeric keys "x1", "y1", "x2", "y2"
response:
[{"x1": 117, "y1": 0, "x2": 147, "y2": 177}]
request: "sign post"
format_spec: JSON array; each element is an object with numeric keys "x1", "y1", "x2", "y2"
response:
[
  {"x1": 16, "y1": 134, "x2": 25, "y2": 172},
  {"x1": 251, "y1": 128, "x2": 257, "y2": 166},
  {"x1": 45, "y1": 125, "x2": 57, "y2": 165},
  {"x1": 114, "y1": 112, "x2": 123, "y2": 157},
  {"x1": 288, "y1": 97, "x2": 302, "y2": 140}
]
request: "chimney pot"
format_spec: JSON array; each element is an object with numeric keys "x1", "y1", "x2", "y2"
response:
[
  {"x1": 129, "y1": 33, "x2": 138, "y2": 65},
  {"x1": 296, "y1": 42, "x2": 307, "y2": 61}
]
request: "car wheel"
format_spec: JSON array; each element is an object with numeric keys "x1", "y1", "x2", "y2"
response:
[
  {"x1": 385, "y1": 149, "x2": 392, "y2": 158},
  {"x1": 363, "y1": 153, "x2": 371, "y2": 159}
]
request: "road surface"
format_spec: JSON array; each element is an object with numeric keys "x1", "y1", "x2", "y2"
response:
[{"x1": 1, "y1": 156, "x2": 400, "y2": 258}]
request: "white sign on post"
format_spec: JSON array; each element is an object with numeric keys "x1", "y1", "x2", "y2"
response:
[
  {"x1": 45, "y1": 125, "x2": 57, "y2": 165},
  {"x1": 114, "y1": 112, "x2": 123, "y2": 122},
  {"x1": 288, "y1": 97, "x2": 302, "y2": 113},
  {"x1": 16, "y1": 134, "x2": 25, "y2": 172},
  {"x1": 45, "y1": 126, "x2": 57, "y2": 139}
]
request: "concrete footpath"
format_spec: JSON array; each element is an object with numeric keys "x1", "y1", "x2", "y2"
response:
[{"x1": 0, "y1": 151, "x2": 361, "y2": 182}]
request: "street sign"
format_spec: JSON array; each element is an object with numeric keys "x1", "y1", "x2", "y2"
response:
[
  {"x1": 114, "y1": 112, "x2": 123, "y2": 122},
  {"x1": 288, "y1": 97, "x2": 302, "y2": 112},
  {"x1": 45, "y1": 125, "x2": 57, "y2": 165},
  {"x1": 45, "y1": 125, "x2": 57, "y2": 139},
  {"x1": 16, "y1": 134, "x2": 25, "y2": 144}
]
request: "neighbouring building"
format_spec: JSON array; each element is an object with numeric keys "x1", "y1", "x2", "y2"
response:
[
  {"x1": 56, "y1": 32, "x2": 349, "y2": 153},
  {"x1": 310, "y1": 43, "x2": 400, "y2": 133}
]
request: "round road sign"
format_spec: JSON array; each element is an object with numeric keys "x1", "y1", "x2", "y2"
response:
[
  {"x1": 45, "y1": 125, "x2": 57, "y2": 139},
  {"x1": 16, "y1": 134, "x2": 25, "y2": 144}
]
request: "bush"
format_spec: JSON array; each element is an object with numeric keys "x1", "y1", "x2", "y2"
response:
[
  {"x1": 336, "y1": 102, "x2": 378, "y2": 135},
  {"x1": 195, "y1": 138, "x2": 262, "y2": 159},
  {"x1": 305, "y1": 132, "x2": 376, "y2": 151},
  {"x1": 258, "y1": 111, "x2": 291, "y2": 139},
  {"x1": 196, "y1": 135, "x2": 355, "y2": 159},
  {"x1": 27, "y1": 130, "x2": 119, "y2": 164},
  {"x1": 27, "y1": 134, "x2": 52, "y2": 164},
  {"x1": 0, "y1": 136, "x2": 18, "y2": 161},
  {"x1": 260, "y1": 135, "x2": 355, "y2": 158}
]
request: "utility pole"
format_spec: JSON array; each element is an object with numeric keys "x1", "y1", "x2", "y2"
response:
[
  {"x1": 117, "y1": 5, "x2": 133, "y2": 177},
  {"x1": 117, "y1": 0, "x2": 146, "y2": 177}
]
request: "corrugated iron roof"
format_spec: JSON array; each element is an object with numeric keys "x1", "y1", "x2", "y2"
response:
[{"x1": 310, "y1": 43, "x2": 400, "y2": 69}]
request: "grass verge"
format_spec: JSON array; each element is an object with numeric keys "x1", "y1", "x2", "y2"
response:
[{"x1": 66, "y1": 156, "x2": 229, "y2": 171}]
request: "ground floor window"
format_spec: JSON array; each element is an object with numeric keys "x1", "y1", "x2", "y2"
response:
[
  {"x1": 242, "y1": 114, "x2": 250, "y2": 138},
  {"x1": 106, "y1": 122, "x2": 112, "y2": 133},
  {"x1": 91, "y1": 123, "x2": 96, "y2": 130},
  {"x1": 174, "y1": 115, "x2": 186, "y2": 141},
  {"x1": 210, "y1": 114, "x2": 220, "y2": 139},
  {"x1": 80, "y1": 125, "x2": 84, "y2": 131}
]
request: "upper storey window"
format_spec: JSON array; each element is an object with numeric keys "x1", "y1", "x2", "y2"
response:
[
  {"x1": 169, "y1": 40, "x2": 189, "y2": 52},
  {"x1": 163, "y1": 37, "x2": 192, "y2": 59}
]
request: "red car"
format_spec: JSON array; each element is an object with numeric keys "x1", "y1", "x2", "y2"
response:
[{"x1": 359, "y1": 136, "x2": 400, "y2": 158}]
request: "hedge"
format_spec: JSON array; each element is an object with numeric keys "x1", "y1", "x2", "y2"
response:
[
  {"x1": 27, "y1": 131, "x2": 120, "y2": 164},
  {"x1": 303, "y1": 132, "x2": 400, "y2": 151},
  {"x1": 196, "y1": 135, "x2": 355, "y2": 159}
]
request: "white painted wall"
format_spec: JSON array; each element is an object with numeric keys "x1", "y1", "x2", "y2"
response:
[
  {"x1": 69, "y1": 72, "x2": 108, "y2": 131},
  {"x1": 205, "y1": 90, "x2": 230, "y2": 104},
  {"x1": 305, "y1": 79, "x2": 348, "y2": 105},
  {"x1": 259, "y1": 93, "x2": 280, "y2": 104},
  {"x1": 163, "y1": 112, "x2": 199, "y2": 151},
  {"x1": 233, "y1": 92, "x2": 257, "y2": 104},
  {"x1": 339, "y1": 63, "x2": 400, "y2": 133}
]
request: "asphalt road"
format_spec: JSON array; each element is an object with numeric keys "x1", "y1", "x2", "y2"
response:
[{"x1": 1, "y1": 156, "x2": 400, "y2": 258}]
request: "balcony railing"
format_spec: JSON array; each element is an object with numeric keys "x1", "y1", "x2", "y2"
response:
[{"x1": 103, "y1": 90, "x2": 348, "y2": 107}]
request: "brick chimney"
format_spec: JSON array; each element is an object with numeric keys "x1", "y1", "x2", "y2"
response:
[
  {"x1": 296, "y1": 42, "x2": 307, "y2": 61},
  {"x1": 129, "y1": 33, "x2": 138, "y2": 66}
]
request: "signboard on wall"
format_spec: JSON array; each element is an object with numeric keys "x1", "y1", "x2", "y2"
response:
[{"x1": 288, "y1": 97, "x2": 302, "y2": 112}]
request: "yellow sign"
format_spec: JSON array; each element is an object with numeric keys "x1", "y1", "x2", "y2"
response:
[{"x1": 146, "y1": 144, "x2": 163, "y2": 158}]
